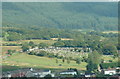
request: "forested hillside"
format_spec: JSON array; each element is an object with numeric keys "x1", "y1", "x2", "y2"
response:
[{"x1": 2, "y1": 2, "x2": 118, "y2": 31}]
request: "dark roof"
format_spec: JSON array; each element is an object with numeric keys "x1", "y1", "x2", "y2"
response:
[
  {"x1": 60, "y1": 70, "x2": 76, "y2": 73},
  {"x1": 43, "y1": 69, "x2": 50, "y2": 72}
]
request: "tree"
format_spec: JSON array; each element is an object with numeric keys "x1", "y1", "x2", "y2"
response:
[
  {"x1": 56, "y1": 59, "x2": 58, "y2": 63},
  {"x1": 53, "y1": 41, "x2": 65, "y2": 47},
  {"x1": 58, "y1": 38, "x2": 61, "y2": 41},
  {"x1": 86, "y1": 61, "x2": 98, "y2": 73},
  {"x1": 38, "y1": 43, "x2": 48, "y2": 49},
  {"x1": 7, "y1": 50, "x2": 12, "y2": 55},
  {"x1": 67, "y1": 57, "x2": 70, "y2": 64},
  {"x1": 62, "y1": 58, "x2": 65, "y2": 63},
  {"x1": 21, "y1": 43, "x2": 29, "y2": 52},
  {"x1": 88, "y1": 50, "x2": 101, "y2": 65},
  {"x1": 7, "y1": 32, "x2": 24, "y2": 41},
  {"x1": 37, "y1": 51, "x2": 47, "y2": 56},
  {"x1": 29, "y1": 41, "x2": 35, "y2": 48},
  {"x1": 86, "y1": 50, "x2": 101, "y2": 73},
  {"x1": 102, "y1": 44, "x2": 118, "y2": 56},
  {"x1": 29, "y1": 51, "x2": 36, "y2": 55},
  {"x1": 76, "y1": 58, "x2": 81, "y2": 64}
]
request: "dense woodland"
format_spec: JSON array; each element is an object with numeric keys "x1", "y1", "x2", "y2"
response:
[{"x1": 2, "y1": 2, "x2": 118, "y2": 31}]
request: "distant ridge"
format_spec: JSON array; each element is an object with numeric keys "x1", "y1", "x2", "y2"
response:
[{"x1": 2, "y1": 2, "x2": 118, "y2": 31}]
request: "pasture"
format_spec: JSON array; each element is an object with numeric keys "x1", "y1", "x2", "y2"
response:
[
  {"x1": 2, "y1": 39, "x2": 56, "y2": 45},
  {"x1": 2, "y1": 53, "x2": 87, "y2": 71},
  {"x1": 102, "y1": 31, "x2": 119, "y2": 34},
  {"x1": 101, "y1": 55, "x2": 118, "y2": 62},
  {"x1": 2, "y1": 46, "x2": 21, "y2": 55}
]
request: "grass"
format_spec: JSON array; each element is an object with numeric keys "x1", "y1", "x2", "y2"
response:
[
  {"x1": 2, "y1": 39, "x2": 56, "y2": 45},
  {"x1": 2, "y1": 52, "x2": 118, "y2": 72},
  {"x1": 101, "y1": 55, "x2": 118, "y2": 62},
  {"x1": 102, "y1": 31, "x2": 119, "y2": 34},
  {"x1": 2, "y1": 39, "x2": 56, "y2": 55},
  {"x1": 2, "y1": 65, "x2": 20, "y2": 72},
  {"x1": 1, "y1": 46, "x2": 21, "y2": 55},
  {"x1": 2, "y1": 53, "x2": 87, "y2": 71}
]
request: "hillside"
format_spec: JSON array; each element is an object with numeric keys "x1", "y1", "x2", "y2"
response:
[{"x1": 2, "y1": 2, "x2": 118, "y2": 31}]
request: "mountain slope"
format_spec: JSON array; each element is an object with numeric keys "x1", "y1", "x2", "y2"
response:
[{"x1": 2, "y1": 2, "x2": 118, "y2": 31}]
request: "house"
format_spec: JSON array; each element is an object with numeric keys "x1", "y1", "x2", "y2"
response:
[
  {"x1": 116, "y1": 67, "x2": 120, "y2": 74},
  {"x1": 59, "y1": 70, "x2": 77, "y2": 75},
  {"x1": 25, "y1": 71, "x2": 36, "y2": 77},
  {"x1": 25, "y1": 69, "x2": 55, "y2": 78},
  {"x1": 38, "y1": 70, "x2": 54, "y2": 77},
  {"x1": 2, "y1": 69, "x2": 28, "y2": 77},
  {"x1": 100, "y1": 67, "x2": 120, "y2": 76},
  {"x1": 2, "y1": 72, "x2": 11, "y2": 78},
  {"x1": 102, "y1": 69, "x2": 116, "y2": 75},
  {"x1": 84, "y1": 73, "x2": 95, "y2": 77}
]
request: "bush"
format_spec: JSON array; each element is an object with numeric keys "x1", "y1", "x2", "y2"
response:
[
  {"x1": 44, "y1": 74, "x2": 52, "y2": 79},
  {"x1": 29, "y1": 51, "x2": 36, "y2": 55},
  {"x1": 109, "y1": 60, "x2": 112, "y2": 62},
  {"x1": 4, "y1": 43, "x2": 21, "y2": 46},
  {"x1": 36, "y1": 51, "x2": 47, "y2": 56},
  {"x1": 76, "y1": 58, "x2": 81, "y2": 64},
  {"x1": 47, "y1": 53, "x2": 55, "y2": 58}
]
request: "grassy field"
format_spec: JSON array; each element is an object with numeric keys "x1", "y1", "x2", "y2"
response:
[
  {"x1": 2, "y1": 39, "x2": 56, "y2": 55},
  {"x1": 101, "y1": 55, "x2": 118, "y2": 62},
  {"x1": 2, "y1": 46, "x2": 21, "y2": 55},
  {"x1": 2, "y1": 53, "x2": 87, "y2": 71},
  {"x1": 2, "y1": 39, "x2": 56, "y2": 45},
  {"x1": 2, "y1": 49, "x2": 118, "y2": 72},
  {"x1": 102, "y1": 31, "x2": 119, "y2": 34}
]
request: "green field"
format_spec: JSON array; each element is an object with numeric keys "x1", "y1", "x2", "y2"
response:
[
  {"x1": 2, "y1": 39, "x2": 56, "y2": 55},
  {"x1": 2, "y1": 46, "x2": 21, "y2": 55},
  {"x1": 2, "y1": 53, "x2": 87, "y2": 71},
  {"x1": 2, "y1": 39, "x2": 56, "y2": 45}
]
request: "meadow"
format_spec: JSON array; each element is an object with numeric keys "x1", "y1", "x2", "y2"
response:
[
  {"x1": 2, "y1": 39, "x2": 56, "y2": 45},
  {"x1": 2, "y1": 39, "x2": 56, "y2": 55},
  {"x1": 2, "y1": 53, "x2": 87, "y2": 71}
]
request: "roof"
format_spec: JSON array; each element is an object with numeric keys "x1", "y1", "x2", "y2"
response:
[
  {"x1": 60, "y1": 70, "x2": 76, "y2": 73},
  {"x1": 102, "y1": 68, "x2": 116, "y2": 71}
]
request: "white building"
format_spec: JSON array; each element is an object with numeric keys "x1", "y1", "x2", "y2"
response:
[
  {"x1": 25, "y1": 69, "x2": 55, "y2": 77},
  {"x1": 103, "y1": 69, "x2": 116, "y2": 75},
  {"x1": 59, "y1": 70, "x2": 77, "y2": 75}
]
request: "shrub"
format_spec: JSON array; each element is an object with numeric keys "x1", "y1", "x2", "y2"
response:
[
  {"x1": 36, "y1": 51, "x2": 47, "y2": 56},
  {"x1": 29, "y1": 51, "x2": 36, "y2": 55}
]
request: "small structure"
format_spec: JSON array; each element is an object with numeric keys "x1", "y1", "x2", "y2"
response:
[
  {"x1": 59, "y1": 70, "x2": 77, "y2": 75},
  {"x1": 84, "y1": 73, "x2": 95, "y2": 77}
]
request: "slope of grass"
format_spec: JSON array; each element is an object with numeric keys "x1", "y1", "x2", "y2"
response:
[
  {"x1": 101, "y1": 55, "x2": 118, "y2": 62},
  {"x1": 2, "y1": 39, "x2": 56, "y2": 45},
  {"x1": 2, "y1": 46, "x2": 21, "y2": 55},
  {"x1": 2, "y1": 53, "x2": 87, "y2": 70}
]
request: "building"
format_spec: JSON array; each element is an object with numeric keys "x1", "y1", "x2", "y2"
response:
[
  {"x1": 84, "y1": 73, "x2": 96, "y2": 77},
  {"x1": 102, "y1": 69, "x2": 116, "y2": 75},
  {"x1": 2, "y1": 68, "x2": 55, "y2": 78},
  {"x1": 59, "y1": 70, "x2": 77, "y2": 75},
  {"x1": 25, "y1": 69, "x2": 55, "y2": 78}
]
